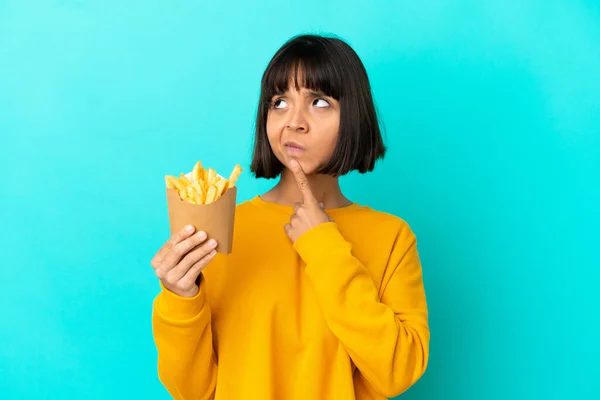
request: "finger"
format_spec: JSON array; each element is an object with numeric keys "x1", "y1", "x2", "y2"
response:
[
  {"x1": 319, "y1": 202, "x2": 324, "y2": 209},
  {"x1": 284, "y1": 223, "x2": 292, "y2": 238},
  {"x1": 151, "y1": 225, "x2": 196, "y2": 269},
  {"x1": 166, "y1": 239, "x2": 218, "y2": 283},
  {"x1": 288, "y1": 159, "x2": 317, "y2": 205},
  {"x1": 156, "y1": 230, "x2": 208, "y2": 275},
  {"x1": 151, "y1": 225, "x2": 196, "y2": 268},
  {"x1": 179, "y1": 250, "x2": 218, "y2": 288},
  {"x1": 292, "y1": 202, "x2": 302, "y2": 213}
]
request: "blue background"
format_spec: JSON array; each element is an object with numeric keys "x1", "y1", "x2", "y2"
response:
[{"x1": 1, "y1": 1, "x2": 599, "y2": 399}]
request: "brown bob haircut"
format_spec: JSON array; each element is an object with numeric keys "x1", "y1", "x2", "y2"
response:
[{"x1": 250, "y1": 34, "x2": 386, "y2": 179}]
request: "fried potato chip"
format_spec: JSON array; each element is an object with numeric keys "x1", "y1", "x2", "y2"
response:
[
  {"x1": 215, "y1": 178, "x2": 227, "y2": 200},
  {"x1": 165, "y1": 160, "x2": 243, "y2": 205},
  {"x1": 205, "y1": 185, "x2": 217, "y2": 204},
  {"x1": 227, "y1": 164, "x2": 242, "y2": 189},
  {"x1": 192, "y1": 160, "x2": 204, "y2": 182},
  {"x1": 179, "y1": 173, "x2": 191, "y2": 186},
  {"x1": 192, "y1": 180, "x2": 206, "y2": 203},
  {"x1": 165, "y1": 176, "x2": 177, "y2": 189},
  {"x1": 207, "y1": 168, "x2": 217, "y2": 186},
  {"x1": 165, "y1": 176, "x2": 186, "y2": 192}
]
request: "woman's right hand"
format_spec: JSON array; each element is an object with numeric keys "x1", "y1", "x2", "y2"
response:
[{"x1": 150, "y1": 225, "x2": 218, "y2": 298}]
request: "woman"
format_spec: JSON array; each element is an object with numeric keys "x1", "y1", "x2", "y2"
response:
[{"x1": 151, "y1": 33, "x2": 429, "y2": 399}]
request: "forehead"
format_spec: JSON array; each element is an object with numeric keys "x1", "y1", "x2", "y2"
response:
[
  {"x1": 275, "y1": 66, "x2": 310, "y2": 92},
  {"x1": 275, "y1": 85, "x2": 326, "y2": 96}
]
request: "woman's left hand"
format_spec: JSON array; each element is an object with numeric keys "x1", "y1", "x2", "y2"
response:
[{"x1": 284, "y1": 159, "x2": 333, "y2": 243}]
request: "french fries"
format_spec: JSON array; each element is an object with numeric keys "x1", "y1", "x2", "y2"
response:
[{"x1": 165, "y1": 160, "x2": 242, "y2": 205}]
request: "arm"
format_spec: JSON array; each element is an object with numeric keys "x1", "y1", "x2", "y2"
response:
[
  {"x1": 293, "y1": 221, "x2": 429, "y2": 398},
  {"x1": 152, "y1": 276, "x2": 217, "y2": 400}
]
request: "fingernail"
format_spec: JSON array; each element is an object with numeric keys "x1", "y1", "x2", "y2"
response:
[
  {"x1": 289, "y1": 159, "x2": 298, "y2": 168},
  {"x1": 196, "y1": 231, "x2": 207, "y2": 239},
  {"x1": 210, "y1": 249, "x2": 217, "y2": 256},
  {"x1": 208, "y1": 239, "x2": 217, "y2": 247},
  {"x1": 185, "y1": 225, "x2": 194, "y2": 232}
]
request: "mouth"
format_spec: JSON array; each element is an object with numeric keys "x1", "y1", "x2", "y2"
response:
[{"x1": 283, "y1": 141, "x2": 305, "y2": 155}]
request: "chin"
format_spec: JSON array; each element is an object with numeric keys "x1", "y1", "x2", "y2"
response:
[{"x1": 292, "y1": 160, "x2": 320, "y2": 175}]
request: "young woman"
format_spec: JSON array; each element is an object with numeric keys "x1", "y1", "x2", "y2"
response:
[{"x1": 151, "y1": 34, "x2": 429, "y2": 399}]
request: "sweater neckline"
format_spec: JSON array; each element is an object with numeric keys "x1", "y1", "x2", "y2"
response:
[{"x1": 250, "y1": 195, "x2": 363, "y2": 216}]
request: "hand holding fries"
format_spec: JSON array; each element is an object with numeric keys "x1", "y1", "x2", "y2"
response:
[
  {"x1": 151, "y1": 225, "x2": 218, "y2": 297},
  {"x1": 165, "y1": 161, "x2": 243, "y2": 205}
]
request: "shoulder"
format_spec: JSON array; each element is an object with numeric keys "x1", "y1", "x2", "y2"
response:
[
  {"x1": 235, "y1": 199, "x2": 255, "y2": 213},
  {"x1": 349, "y1": 204, "x2": 416, "y2": 238},
  {"x1": 234, "y1": 197, "x2": 266, "y2": 217},
  {"x1": 327, "y1": 203, "x2": 418, "y2": 253}
]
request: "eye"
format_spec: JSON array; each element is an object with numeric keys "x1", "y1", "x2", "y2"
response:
[
  {"x1": 314, "y1": 98, "x2": 330, "y2": 108},
  {"x1": 273, "y1": 98, "x2": 288, "y2": 109}
]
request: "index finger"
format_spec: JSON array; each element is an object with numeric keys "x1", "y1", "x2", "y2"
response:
[
  {"x1": 288, "y1": 159, "x2": 317, "y2": 204},
  {"x1": 151, "y1": 224, "x2": 196, "y2": 267}
]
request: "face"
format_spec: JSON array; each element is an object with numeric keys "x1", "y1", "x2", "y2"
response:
[{"x1": 266, "y1": 84, "x2": 340, "y2": 175}]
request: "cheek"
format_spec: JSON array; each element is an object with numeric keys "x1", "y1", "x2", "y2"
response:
[
  {"x1": 321, "y1": 121, "x2": 340, "y2": 156},
  {"x1": 266, "y1": 117, "x2": 280, "y2": 145},
  {"x1": 266, "y1": 117, "x2": 286, "y2": 163},
  {"x1": 320, "y1": 138, "x2": 338, "y2": 163}
]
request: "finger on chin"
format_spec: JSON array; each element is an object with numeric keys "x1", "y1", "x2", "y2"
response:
[
  {"x1": 288, "y1": 157, "x2": 305, "y2": 177},
  {"x1": 282, "y1": 151, "x2": 297, "y2": 170}
]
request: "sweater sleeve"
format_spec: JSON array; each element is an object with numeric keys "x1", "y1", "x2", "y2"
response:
[
  {"x1": 293, "y1": 221, "x2": 429, "y2": 398},
  {"x1": 151, "y1": 276, "x2": 217, "y2": 400}
]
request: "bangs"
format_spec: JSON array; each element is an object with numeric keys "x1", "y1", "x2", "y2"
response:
[{"x1": 261, "y1": 41, "x2": 345, "y2": 102}]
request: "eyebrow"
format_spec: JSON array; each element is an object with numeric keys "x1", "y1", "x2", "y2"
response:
[{"x1": 306, "y1": 89, "x2": 327, "y2": 97}]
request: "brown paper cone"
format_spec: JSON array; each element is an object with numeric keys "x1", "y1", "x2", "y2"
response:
[{"x1": 166, "y1": 185, "x2": 237, "y2": 254}]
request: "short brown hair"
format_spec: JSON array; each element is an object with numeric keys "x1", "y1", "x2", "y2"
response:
[{"x1": 250, "y1": 34, "x2": 386, "y2": 179}]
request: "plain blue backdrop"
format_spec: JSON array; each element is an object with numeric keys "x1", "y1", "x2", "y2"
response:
[{"x1": 1, "y1": 1, "x2": 599, "y2": 399}]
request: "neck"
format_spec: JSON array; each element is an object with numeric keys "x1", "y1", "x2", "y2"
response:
[{"x1": 262, "y1": 169, "x2": 352, "y2": 208}]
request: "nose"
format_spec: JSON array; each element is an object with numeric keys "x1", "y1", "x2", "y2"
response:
[{"x1": 285, "y1": 106, "x2": 308, "y2": 133}]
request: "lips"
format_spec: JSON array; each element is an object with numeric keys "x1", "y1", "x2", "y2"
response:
[
  {"x1": 284, "y1": 141, "x2": 305, "y2": 150},
  {"x1": 283, "y1": 141, "x2": 305, "y2": 156}
]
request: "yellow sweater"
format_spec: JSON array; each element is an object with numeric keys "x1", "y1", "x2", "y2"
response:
[{"x1": 152, "y1": 196, "x2": 429, "y2": 399}]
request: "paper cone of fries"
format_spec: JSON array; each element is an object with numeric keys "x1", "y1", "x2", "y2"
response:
[{"x1": 165, "y1": 161, "x2": 242, "y2": 254}]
